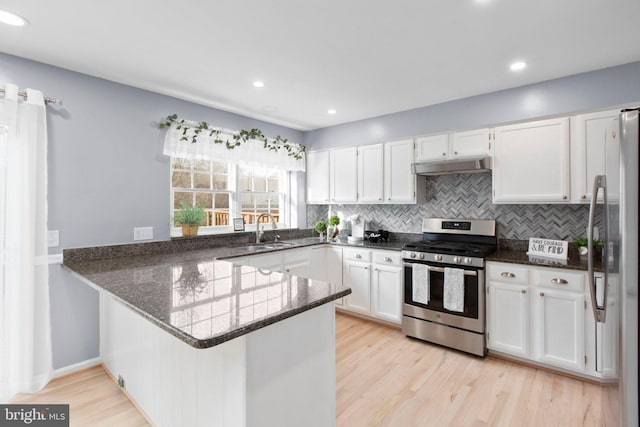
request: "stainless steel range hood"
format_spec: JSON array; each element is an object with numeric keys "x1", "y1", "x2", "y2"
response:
[{"x1": 411, "y1": 156, "x2": 491, "y2": 176}]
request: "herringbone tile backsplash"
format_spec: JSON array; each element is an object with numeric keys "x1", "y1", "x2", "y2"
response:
[{"x1": 307, "y1": 173, "x2": 592, "y2": 241}]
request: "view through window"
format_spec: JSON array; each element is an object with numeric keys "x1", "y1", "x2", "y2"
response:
[{"x1": 171, "y1": 156, "x2": 288, "y2": 233}]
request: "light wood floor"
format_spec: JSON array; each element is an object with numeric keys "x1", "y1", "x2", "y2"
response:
[{"x1": 9, "y1": 313, "x2": 611, "y2": 427}]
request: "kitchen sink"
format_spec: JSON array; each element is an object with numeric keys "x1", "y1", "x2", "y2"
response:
[{"x1": 244, "y1": 241, "x2": 296, "y2": 251}]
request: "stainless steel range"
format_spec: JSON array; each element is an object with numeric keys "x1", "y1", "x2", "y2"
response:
[{"x1": 402, "y1": 218, "x2": 497, "y2": 356}]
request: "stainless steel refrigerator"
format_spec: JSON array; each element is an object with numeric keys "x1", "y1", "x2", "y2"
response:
[{"x1": 589, "y1": 108, "x2": 639, "y2": 426}]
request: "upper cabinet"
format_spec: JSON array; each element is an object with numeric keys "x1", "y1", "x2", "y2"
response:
[
  {"x1": 415, "y1": 128, "x2": 491, "y2": 162},
  {"x1": 493, "y1": 117, "x2": 570, "y2": 204},
  {"x1": 329, "y1": 147, "x2": 358, "y2": 204},
  {"x1": 570, "y1": 109, "x2": 620, "y2": 203},
  {"x1": 306, "y1": 150, "x2": 330, "y2": 204},
  {"x1": 358, "y1": 144, "x2": 384, "y2": 203},
  {"x1": 307, "y1": 140, "x2": 419, "y2": 205},
  {"x1": 384, "y1": 139, "x2": 416, "y2": 204}
]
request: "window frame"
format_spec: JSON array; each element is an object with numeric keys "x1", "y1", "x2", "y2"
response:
[{"x1": 170, "y1": 157, "x2": 292, "y2": 237}]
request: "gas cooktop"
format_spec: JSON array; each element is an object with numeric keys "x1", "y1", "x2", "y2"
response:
[{"x1": 402, "y1": 241, "x2": 497, "y2": 257}]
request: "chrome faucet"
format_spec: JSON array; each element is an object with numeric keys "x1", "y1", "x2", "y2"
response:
[{"x1": 256, "y1": 213, "x2": 278, "y2": 243}]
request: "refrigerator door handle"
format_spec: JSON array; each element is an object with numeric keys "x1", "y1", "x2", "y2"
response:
[{"x1": 587, "y1": 174, "x2": 608, "y2": 323}]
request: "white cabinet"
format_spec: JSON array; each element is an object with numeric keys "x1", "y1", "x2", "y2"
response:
[
  {"x1": 306, "y1": 150, "x2": 330, "y2": 204},
  {"x1": 384, "y1": 139, "x2": 416, "y2": 204},
  {"x1": 451, "y1": 128, "x2": 492, "y2": 158},
  {"x1": 330, "y1": 147, "x2": 358, "y2": 204},
  {"x1": 342, "y1": 248, "x2": 372, "y2": 315},
  {"x1": 415, "y1": 133, "x2": 450, "y2": 161},
  {"x1": 487, "y1": 262, "x2": 590, "y2": 376},
  {"x1": 570, "y1": 109, "x2": 620, "y2": 203},
  {"x1": 371, "y1": 251, "x2": 402, "y2": 325},
  {"x1": 283, "y1": 247, "x2": 312, "y2": 278},
  {"x1": 358, "y1": 144, "x2": 384, "y2": 203},
  {"x1": 415, "y1": 129, "x2": 490, "y2": 162},
  {"x1": 492, "y1": 117, "x2": 570, "y2": 203}
]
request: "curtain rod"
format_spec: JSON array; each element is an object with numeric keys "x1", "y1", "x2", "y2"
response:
[{"x1": 0, "y1": 88, "x2": 62, "y2": 105}]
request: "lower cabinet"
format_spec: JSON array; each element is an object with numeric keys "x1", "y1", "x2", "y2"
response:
[
  {"x1": 487, "y1": 262, "x2": 598, "y2": 377},
  {"x1": 341, "y1": 248, "x2": 402, "y2": 325}
]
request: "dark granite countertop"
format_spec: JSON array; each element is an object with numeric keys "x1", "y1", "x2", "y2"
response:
[
  {"x1": 64, "y1": 244, "x2": 351, "y2": 349},
  {"x1": 487, "y1": 247, "x2": 603, "y2": 272}
]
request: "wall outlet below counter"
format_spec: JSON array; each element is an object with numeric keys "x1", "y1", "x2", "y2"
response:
[{"x1": 133, "y1": 226, "x2": 153, "y2": 241}]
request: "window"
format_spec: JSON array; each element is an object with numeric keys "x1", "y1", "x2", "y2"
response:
[{"x1": 170, "y1": 156, "x2": 290, "y2": 235}]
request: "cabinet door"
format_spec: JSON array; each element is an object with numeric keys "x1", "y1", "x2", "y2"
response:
[
  {"x1": 415, "y1": 134, "x2": 449, "y2": 161},
  {"x1": 246, "y1": 252, "x2": 282, "y2": 271},
  {"x1": 343, "y1": 261, "x2": 371, "y2": 315},
  {"x1": 306, "y1": 150, "x2": 330, "y2": 204},
  {"x1": 487, "y1": 281, "x2": 530, "y2": 357},
  {"x1": 283, "y1": 247, "x2": 312, "y2": 278},
  {"x1": 451, "y1": 128, "x2": 491, "y2": 158},
  {"x1": 493, "y1": 118, "x2": 570, "y2": 203},
  {"x1": 384, "y1": 139, "x2": 416, "y2": 204},
  {"x1": 330, "y1": 147, "x2": 358, "y2": 204},
  {"x1": 534, "y1": 289, "x2": 585, "y2": 371},
  {"x1": 310, "y1": 247, "x2": 327, "y2": 282},
  {"x1": 358, "y1": 144, "x2": 384, "y2": 203},
  {"x1": 371, "y1": 265, "x2": 402, "y2": 324},
  {"x1": 284, "y1": 261, "x2": 311, "y2": 278},
  {"x1": 325, "y1": 247, "x2": 343, "y2": 286},
  {"x1": 571, "y1": 110, "x2": 620, "y2": 202}
]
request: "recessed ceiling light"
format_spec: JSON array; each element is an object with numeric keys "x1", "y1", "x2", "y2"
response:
[
  {"x1": 0, "y1": 9, "x2": 28, "y2": 26},
  {"x1": 252, "y1": 81, "x2": 264, "y2": 88},
  {"x1": 510, "y1": 61, "x2": 527, "y2": 71},
  {"x1": 327, "y1": 109, "x2": 337, "y2": 115}
]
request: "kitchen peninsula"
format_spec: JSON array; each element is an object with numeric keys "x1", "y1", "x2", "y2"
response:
[{"x1": 63, "y1": 239, "x2": 350, "y2": 427}]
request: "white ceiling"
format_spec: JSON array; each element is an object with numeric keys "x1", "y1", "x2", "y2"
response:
[{"x1": 1, "y1": 0, "x2": 640, "y2": 131}]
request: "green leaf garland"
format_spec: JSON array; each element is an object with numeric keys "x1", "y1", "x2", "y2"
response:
[{"x1": 160, "y1": 114, "x2": 305, "y2": 160}]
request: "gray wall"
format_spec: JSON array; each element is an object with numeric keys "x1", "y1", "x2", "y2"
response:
[
  {"x1": 304, "y1": 61, "x2": 640, "y2": 149},
  {"x1": 0, "y1": 53, "x2": 304, "y2": 369}
]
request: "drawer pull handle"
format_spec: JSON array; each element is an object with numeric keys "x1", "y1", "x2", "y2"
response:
[
  {"x1": 356, "y1": 254, "x2": 362, "y2": 259},
  {"x1": 521, "y1": 289, "x2": 526, "y2": 294},
  {"x1": 551, "y1": 278, "x2": 568, "y2": 285},
  {"x1": 501, "y1": 272, "x2": 515, "y2": 278},
  {"x1": 384, "y1": 257, "x2": 392, "y2": 262},
  {"x1": 539, "y1": 292, "x2": 545, "y2": 296}
]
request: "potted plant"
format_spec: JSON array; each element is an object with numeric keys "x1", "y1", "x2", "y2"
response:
[
  {"x1": 314, "y1": 220, "x2": 327, "y2": 240},
  {"x1": 174, "y1": 202, "x2": 207, "y2": 237},
  {"x1": 328, "y1": 215, "x2": 340, "y2": 239},
  {"x1": 572, "y1": 236, "x2": 602, "y2": 257}
]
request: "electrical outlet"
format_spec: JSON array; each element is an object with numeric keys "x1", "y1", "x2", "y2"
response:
[
  {"x1": 47, "y1": 230, "x2": 60, "y2": 247},
  {"x1": 117, "y1": 375, "x2": 125, "y2": 389},
  {"x1": 133, "y1": 226, "x2": 153, "y2": 241}
]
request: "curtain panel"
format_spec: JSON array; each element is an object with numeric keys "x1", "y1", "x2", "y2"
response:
[
  {"x1": 163, "y1": 123, "x2": 306, "y2": 172},
  {"x1": 0, "y1": 83, "x2": 53, "y2": 401}
]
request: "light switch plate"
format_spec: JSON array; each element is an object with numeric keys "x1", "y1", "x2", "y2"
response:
[
  {"x1": 133, "y1": 226, "x2": 153, "y2": 241},
  {"x1": 47, "y1": 230, "x2": 60, "y2": 247}
]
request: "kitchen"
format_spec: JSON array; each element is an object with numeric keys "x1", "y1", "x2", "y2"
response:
[{"x1": 1, "y1": 1, "x2": 639, "y2": 426}]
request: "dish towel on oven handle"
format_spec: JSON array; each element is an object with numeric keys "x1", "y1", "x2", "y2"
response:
[
  {"x1": 411, "y1": 264, "x2": 430, "y2": 305},
  {"x1": 443, "y1": 267, "x2": 465, "y2": 312}
]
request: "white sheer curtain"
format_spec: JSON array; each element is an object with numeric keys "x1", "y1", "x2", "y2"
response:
[
  {"x1": 0, "y1": 84, "x2": 53, "y2": 401},
  {"x1": 163, "y1": 122, "x2": 306, "y2": 171}
]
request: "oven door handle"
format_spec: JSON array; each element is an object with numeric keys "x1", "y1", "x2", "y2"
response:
[{"x1": 404, "y1": 263, "x2": 478, "y2": 277}]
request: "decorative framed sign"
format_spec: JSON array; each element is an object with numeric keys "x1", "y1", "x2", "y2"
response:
[
  {"x1": 233, "y1": 218, "x2": 245, "y2": 232},
  {"x1": 527, "y1": 238, "x2": 568, "y2": 259}
]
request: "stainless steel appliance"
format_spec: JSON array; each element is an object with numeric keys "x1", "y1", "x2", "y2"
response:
[
  {"x1": 590, "y1": 108, "x2": 638, "y2": 426},
  {"x1": 401, "y1": 218, "x2": 497, "y2": 356}
]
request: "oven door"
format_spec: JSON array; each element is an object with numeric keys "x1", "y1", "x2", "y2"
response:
[{"x1": 403, "y1": 261, "x2": 485, "y2": 333}]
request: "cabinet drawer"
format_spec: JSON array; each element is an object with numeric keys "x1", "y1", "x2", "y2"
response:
[
  {"x1": 487, "y1": 263, "x2": 529, "y2": 285},
  {"x1": 372, "y1": 250, "x2": 401, "y2": 267},
  {"x1": 532, "y1": 268, "x2": 584, "y2": 292},
  {"x1": 343, "y1": 248, "x2": 371, "y2": 263}
]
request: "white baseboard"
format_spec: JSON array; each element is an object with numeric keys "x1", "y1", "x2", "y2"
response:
[{"x1": 53, "y1": 357, "x2": 102, "y2": 378}]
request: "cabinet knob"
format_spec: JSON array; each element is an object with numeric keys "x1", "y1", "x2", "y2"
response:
[
  {"x1": 379, "y1": 198, "x2": 382, "y2": 201},
  {"x1": 454, "y1": 151, "x2": 458, "y2": 155},
  {"x1": 562, "y1": 195, "x2": 567, "y2": 200},
  {"x1": 364, "y1": 267, "x2": 368, "y2": 270},
  {"x1": 356, "y1": 254, "x2": 362, "y2": 259},
  {"x1": 442, "y1": 152, "x2": 446, "y2": 156},
  {"x1": 521, "y1": 289, "x2": 526, "y2": 294},
  {"x1": 285, "y1": 269, "x2": 290, "y2": 272},
  {"x1": 550, "y1": 278, "x2": 568, "y2": 285},
  {"x1": 539, "y1": 292, "x2": 545, "y2": 297},
  {"x1": 501, "y1": 272, "x2": 515, "y2": 278},
  {"x1": 581, "y1": 195, "x2": 586, "y2": 200},
  {"x1": 384, "y1": 257, "x2": 392, "y2": 262}
]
